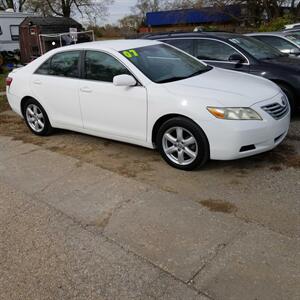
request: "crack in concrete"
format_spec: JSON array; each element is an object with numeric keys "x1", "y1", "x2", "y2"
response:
[{"x1": 187, "y1": 229, "x2": 247, "y2": 287}]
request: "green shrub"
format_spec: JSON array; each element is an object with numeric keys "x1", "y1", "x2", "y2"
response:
[{"x1": 258, "y1": 15, "x2": 295, "y2": 32}]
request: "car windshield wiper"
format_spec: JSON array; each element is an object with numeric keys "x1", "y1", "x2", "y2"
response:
[
  {"x1": 156, "y1": 76, "x2": 188, "y2": 83},
  {"x1": 156, "y1": 67, "x2": 212, "y2": 84}
]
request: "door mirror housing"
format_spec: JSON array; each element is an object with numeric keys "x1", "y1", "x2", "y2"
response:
[
  {"x1": 113, "y1": 74, "x2": 137, "y2": 87},
  {"x1": 228, "y1": 53, "x2": 246, "y2": 64},
  {"x1": 289, "y1": 48, "x2": 300, "y2": 55}
]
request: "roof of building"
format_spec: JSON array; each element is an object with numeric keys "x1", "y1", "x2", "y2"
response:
[
  {"x1": 146, "y1": 6, "x2": 241, "y2": 26},
  {"x1": 21, "y1": 16, "x2": 81, "y2": 27},
  {"x1": 0, "y1": 11, "x2": 34, "y2": 18},
  {"x1": 20, "y1": 16, "x2": 83, "y2": 34}
]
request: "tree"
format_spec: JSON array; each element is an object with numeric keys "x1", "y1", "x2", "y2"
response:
[
  {"x1": 130, "y1": 0, "x2": 162, "y2": 25},
  {"x1": 119, "y1": 14, "x2": 140, "y2": 31},
  {"x1": 0, "y1": 0, "x2": 27, "y2": 11},
  {"x1": 209, "y1": 0, "x2": 299, "y2": 26},
  {"x1": 128, "y1": 0, "x2": 299, "y2": 29},
  {"x1": 164, "y1": 0, "x2": 204, "y2": 10},
  {"x1": 24, "y1": 0, "x2": 113, "y2": 20},
  {"x1": 0, "y1": 0, "x2": 14, "y2": 10}
]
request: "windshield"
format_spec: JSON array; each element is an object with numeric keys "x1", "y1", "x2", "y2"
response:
[
  {"x1": 229, "y1": 36, "x2": 283, "y2": 60},
  {"x1": 119, "y1": 44, "x2": 212, "y2": 83},
  {"x1": 285, "y1": 33, "x2": 300, "y2": 46}
]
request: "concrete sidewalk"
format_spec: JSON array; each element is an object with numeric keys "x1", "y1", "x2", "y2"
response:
[{"x1": 0, "y1": 135, "x2": 299, "y2": 300}]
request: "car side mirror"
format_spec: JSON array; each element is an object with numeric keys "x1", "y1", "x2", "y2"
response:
[
  {"x1": 228, "y1": 53, "x2": 246, "y2": 64},
  {"x1": 289, "y1": 48, "x2": 300, "y2": 56},
  {"x1": 113, "y1": 74, "x2": 137, "y2": 87}
]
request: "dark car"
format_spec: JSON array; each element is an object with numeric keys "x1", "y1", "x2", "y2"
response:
[
  {"x1": 142, "y1": 32, "x2": 300, "y2": 112},
  {"x1": 247, "y1": 32, "x2": 300, "y2": 57}
]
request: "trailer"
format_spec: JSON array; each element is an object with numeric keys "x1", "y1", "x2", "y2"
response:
[{"x1": 0, "y1": 10, "x2": 33, "y2": 52}]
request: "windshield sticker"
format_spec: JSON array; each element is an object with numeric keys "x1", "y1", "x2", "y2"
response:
[{"x1": 122, "y1": 49, "x2": 139, "y2": 58}]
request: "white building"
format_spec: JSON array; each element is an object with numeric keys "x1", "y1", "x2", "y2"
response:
[{"x1": 0, "y1": 10, "x2": 34, "y2": 52}]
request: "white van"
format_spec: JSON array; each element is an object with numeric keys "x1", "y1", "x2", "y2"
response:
[{"x1": 0, "y1": 10, "x2": 33, "y2": 52}]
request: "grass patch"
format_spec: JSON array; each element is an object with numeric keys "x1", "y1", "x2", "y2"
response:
[
  {"x1": 0, "y1": 73, "x2": 7, "y2": 92},
  {"x1": 0, "y1": 95, "x2": 9, "y2": 112}
]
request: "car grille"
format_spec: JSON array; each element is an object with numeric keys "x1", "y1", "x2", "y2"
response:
[{"x1": 261, "y1": 98, "x2": 289, "y2": 120}]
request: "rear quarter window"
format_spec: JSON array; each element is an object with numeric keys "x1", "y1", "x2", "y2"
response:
[{"x1": 35, "y1": 51, "x2": 80, "y2": 78}]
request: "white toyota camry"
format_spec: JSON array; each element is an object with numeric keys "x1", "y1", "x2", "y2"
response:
[{"x1": 6, "y1": 40, "x2": 290, "y2": 170}]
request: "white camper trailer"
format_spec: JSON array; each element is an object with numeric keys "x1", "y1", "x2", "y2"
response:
[{"x1": 0, "y1": 10, "x2": 33, "y2": 52}]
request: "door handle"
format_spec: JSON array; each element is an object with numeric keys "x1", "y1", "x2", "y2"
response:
[
  {"x1": 33, "y1": 80, "x2": 42, "y2": 85},
  {"x1": 80, "y1": 87, "x2": 92, "y2": 93}
]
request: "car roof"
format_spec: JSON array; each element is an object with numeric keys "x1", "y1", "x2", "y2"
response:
[
  {"x1": 142, "y1": 31, "x2": 244, "y2": 41},
  {"x1": 284, "y1": 23, "x2": 300, "y2": 29},
  {"x1": 247, "y1": 32, "x2": 286, "y2": 37},
  {"x1": 52, "y1": 39, "x2": 161, "y2": 52},
  {"x1": 281, "y1": 28, "x2": 300, "y2": 33}
]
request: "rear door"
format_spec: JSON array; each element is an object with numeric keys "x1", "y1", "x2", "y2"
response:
[{"x1": 31, "y1": 50, "x2": 83, "y2": 128}]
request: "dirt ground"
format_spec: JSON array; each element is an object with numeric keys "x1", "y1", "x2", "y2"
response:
[
  {"x1": 0, "y1": 101, "x2": 300, "y2": 238},
  {"x1": 0, "y1": 74, "x2": 7, "y2": 92}
]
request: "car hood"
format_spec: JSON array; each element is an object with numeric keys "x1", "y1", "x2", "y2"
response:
[{"x1": 163, "y1": 67, "x2": 281, "y2": 107}]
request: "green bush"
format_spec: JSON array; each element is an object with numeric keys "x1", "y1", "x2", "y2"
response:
[{"x1": 258, "y1": 15, "x2": 295, "y2": 32}]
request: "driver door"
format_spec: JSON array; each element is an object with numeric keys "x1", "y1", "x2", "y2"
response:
[
  {"x1": 78, "y1": 50, "x2": 147, "y2": 141},
  {"x1": 194, "y1": 38, "x2": 250, "y2": 73}
]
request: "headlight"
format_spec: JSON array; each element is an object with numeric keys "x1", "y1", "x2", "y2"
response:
[{"x1": 207, "y1": 107, "x2": 262, "y2": 120}]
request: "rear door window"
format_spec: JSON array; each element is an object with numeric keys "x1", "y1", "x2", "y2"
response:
[{"x1": 35, "y1": 51, "x2": 81, "y2": 78}]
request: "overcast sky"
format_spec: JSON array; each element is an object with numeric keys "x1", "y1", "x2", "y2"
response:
[{"x1": 106, "y1": 0, "x2": 137, "y2": 24}]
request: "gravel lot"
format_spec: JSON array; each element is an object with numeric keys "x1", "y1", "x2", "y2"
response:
[
  {"x1": 0, "y1": 108, "x2": 299, "y2": 236},
  {"x1": 0, "y1": 103, "x2": 300, "y2": 299}
]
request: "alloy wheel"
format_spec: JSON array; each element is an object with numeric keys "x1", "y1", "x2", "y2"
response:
[
  {"x1": 162, "y1": 126, "x2": 198, "y2": 166},
  {"x1": 25, "y1": 104, "x2": 45, "y2": 133}
]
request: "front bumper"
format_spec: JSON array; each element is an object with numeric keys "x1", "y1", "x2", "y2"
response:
[{"x1": 204, "y1": 96, "x2": 290, "y2": 160}]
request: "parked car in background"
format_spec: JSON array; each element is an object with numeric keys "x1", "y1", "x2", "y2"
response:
[
  {"x1": 284, "y1": 23, "x2": 300, "y2": 30},
  {"x1": 6, "y1": 40, "x2": 290, "y2": 170},
  {"x1": 247, "y1": 32, "x2": 300, "y2": 56},
  {"x1": 142, "y1": 32, "x2": 300, "y2": 113}
]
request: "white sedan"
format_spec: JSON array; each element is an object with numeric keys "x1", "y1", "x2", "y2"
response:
[{"x1": 6, "y1": 40, "x2": 290, "y2": 170}]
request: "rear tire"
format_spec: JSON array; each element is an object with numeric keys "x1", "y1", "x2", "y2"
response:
[
  {"x1": 156, "y1": 117, "x2": 209, "y2": 170},
  {"x1": 23, "y1": 99, "x2": 53, "y2": 136}
]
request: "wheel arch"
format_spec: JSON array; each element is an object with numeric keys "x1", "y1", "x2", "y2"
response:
[
  {"x1": 270, "y1": 79, "x2": 295, "y2": 96},
  {"x1": 271, "y1": 79, "x2": 297, "y2": 111},
  {"x1": 20, "y1": 96, "x2": 36, "y2": 117},
  {"x1": 151, "y1": 113, "x2": 210, "y2": 148}
]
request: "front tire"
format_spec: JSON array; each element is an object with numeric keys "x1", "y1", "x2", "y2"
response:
[
  {"x1": 23, "y1": 99, "x2": 53, "y2": 136},
  {"x1": 277, "y1": 83, "x2": 296, "y2": 115},
  {"x1": 156, "y1": 117, "x2": 209, "y2": 170}
]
